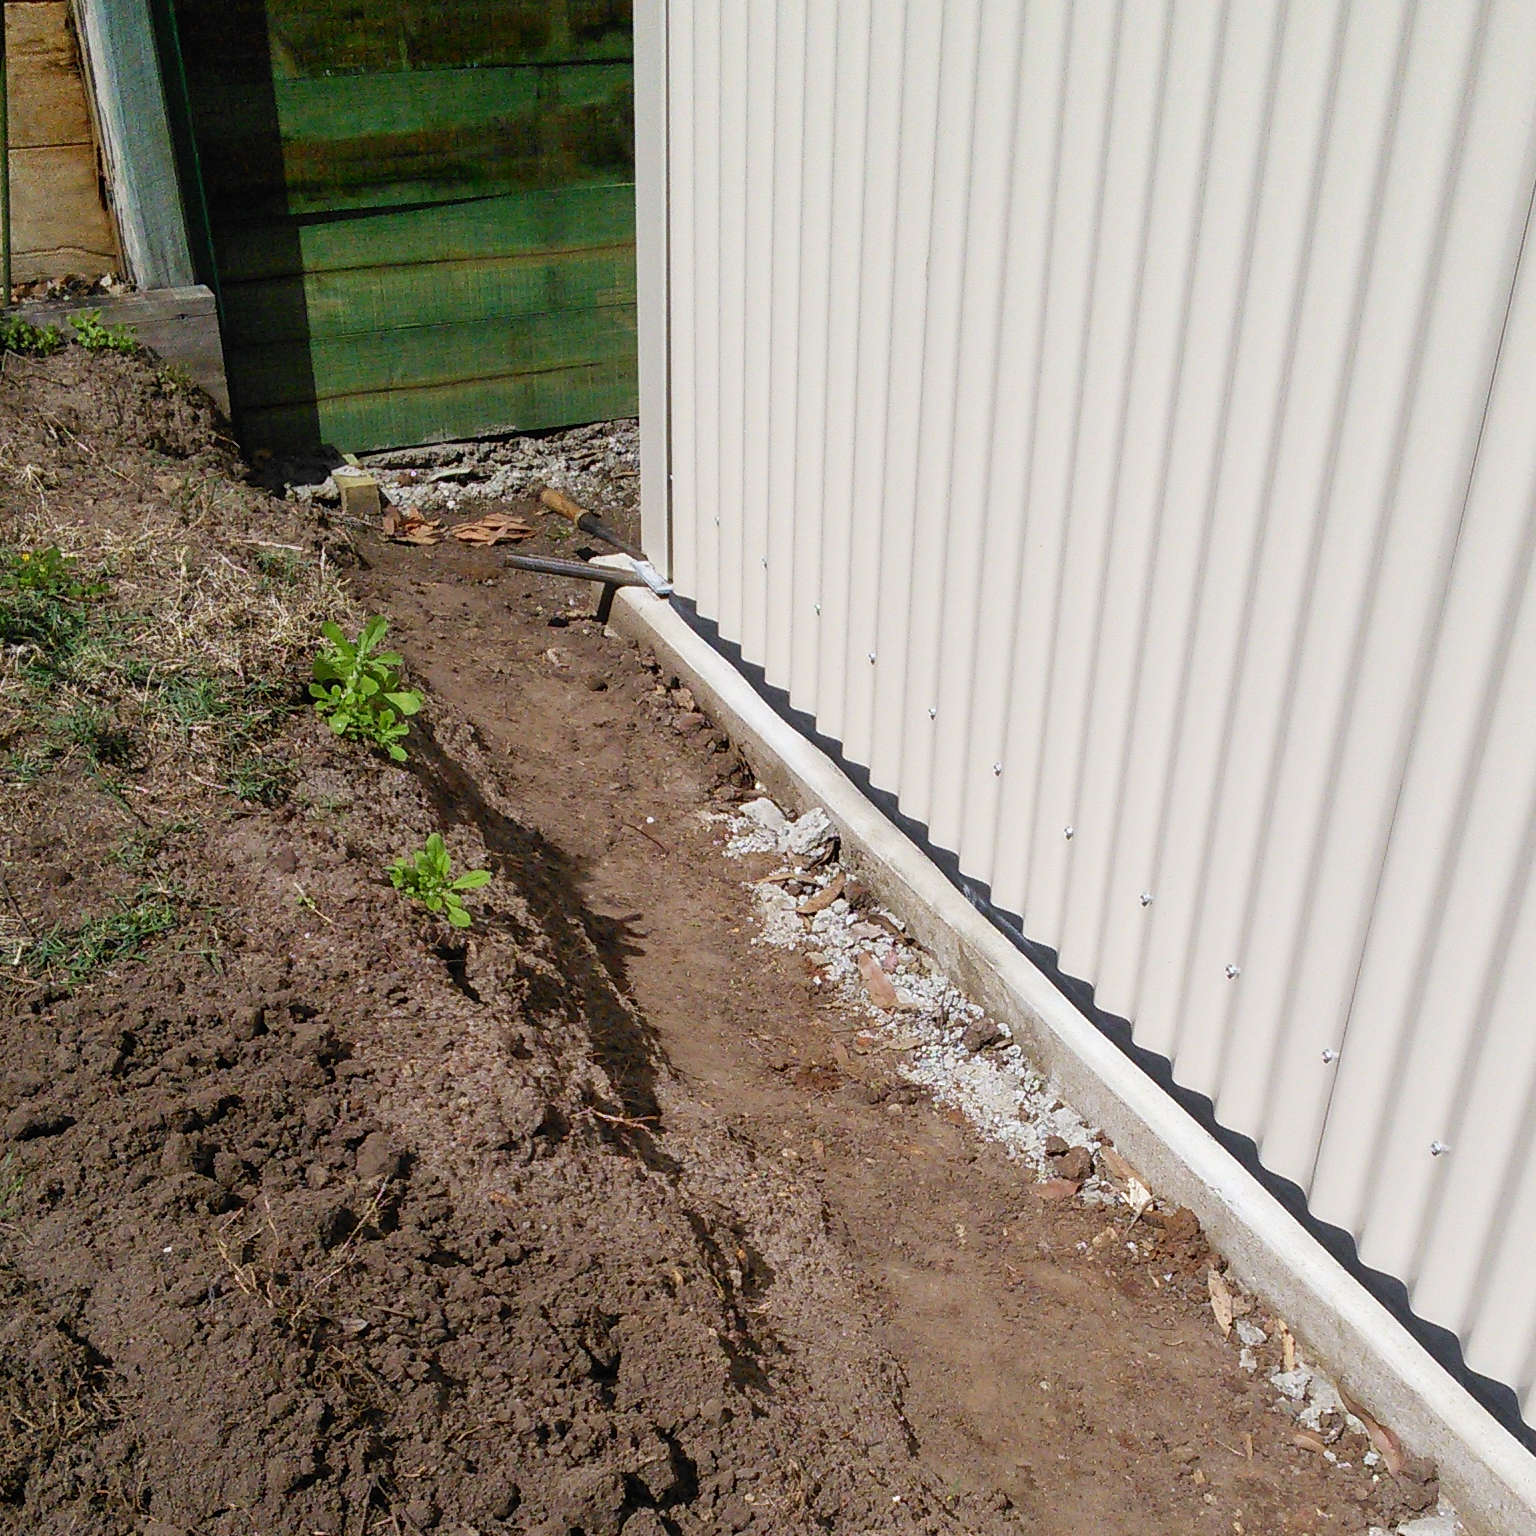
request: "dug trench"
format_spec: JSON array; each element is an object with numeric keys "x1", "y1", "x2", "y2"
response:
[{"x1": 0, "y1": 347, "x2": 1439, "y2": 1535}]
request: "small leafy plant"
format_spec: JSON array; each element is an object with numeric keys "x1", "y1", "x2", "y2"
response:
[
  {"x1": 387, "y1": 834, "x2": 490, "y2": 929},
  {"x1": 2, "y1": 544, "x2": 103, "y2": 600},
  {"x1": 0, "y1": 316, "x2": 65, "y2": 356},
  {"x1": 69, "y1": 310, "x2": 140, "y2": 354},
  {"x1": 310, "y1": 616, "x2": 423, "y2": 762},
  {"x1": 0, "y1": 544, "x2": 107, "y2": 657}
]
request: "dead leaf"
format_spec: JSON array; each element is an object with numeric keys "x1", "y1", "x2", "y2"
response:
[
  {"x1": 1336, "y1": 1386, "x2": 1406, "y2": 1476},
  {"x1": 1035, "y1": 1178, "x2": 1082, "y2": 1202},
  {"x1": 1280, "y1": 1323, "x2": 1296, "y2": 1373},
  {"x1": 1099, "y1": 1145, "x2": 1154, "y2": 1212},
  {"x1": 798, "y1": 872, "x2": 846, "y2": 914},
  {"x1": 1292, "y1": 1431, "x2": 1327, "y2": 1457},
  {"x1": 856, "y1": 952, "x2": 899, "y2": 1009},
  {"x1": 383, "y1": 507, "x2": 443, "y2": 545},
  {"x1": 449, "y1": 512, "x2": 533, "y2": 546},
  {"x1": 1208, "y1": 1268, "x2": 1235, "y2": 1338}
]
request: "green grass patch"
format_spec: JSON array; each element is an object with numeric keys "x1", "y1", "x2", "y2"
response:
[
  {"x1": 18, "y1": 886, "x2": 181, "y2": 985},
  {"x1": 0, "y1": 1154, "x2": 21, "y2": 1222},
  {"x1": 227, "y1": 750, "x2": 295, "y2": 806}
]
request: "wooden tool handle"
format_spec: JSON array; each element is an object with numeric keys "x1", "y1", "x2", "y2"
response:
[{"x1": 540, "y1": 487, "x2": 588, "y2": 524}]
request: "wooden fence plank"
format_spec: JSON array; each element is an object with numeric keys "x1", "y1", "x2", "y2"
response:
[
  {"x1": 168, "y1": 0, "x2": 636, "y2": 449},
  {"x1": 173, "y1": 0, "x2": 630, "y2": 82},
  {"x1": 234, "y1": 301, "x2": 636, "y2": 407},
  {"x1": 9, "y1": 144, "x2": 118, "y2": 278},
  {"x1": 243, "y1": 354, "x2": 638, "y2": 452},
  {"x1": 213, "y1": 184, "x2": 634, "y2": 282},
  {"x1": 191, "y1": 63, "x2": 633, "y2": 218},
  {"x1": 220, "y1": 246, "x2": 634, "y2": 345}
]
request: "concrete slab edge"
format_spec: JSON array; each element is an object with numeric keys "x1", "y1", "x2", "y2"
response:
[{"x1": 605, "y1": 577, "x2": 1536, "y2": 1536}]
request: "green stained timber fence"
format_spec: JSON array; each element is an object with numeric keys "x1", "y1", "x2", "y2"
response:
[{"x1": 167, "y1": 0, "x2": 637, "y2": 453}]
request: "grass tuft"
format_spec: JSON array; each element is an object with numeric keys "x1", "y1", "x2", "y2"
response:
[{"x1": 16, "y1": 886, "x2": 182, "y2": 985}]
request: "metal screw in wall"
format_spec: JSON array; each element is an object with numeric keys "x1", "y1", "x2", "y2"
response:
[
  {"x1": 1224, "y1": 964, "x2": 1241, "y2": 980},
  {"x1": 993, "y1": 762, "x2": 1003, "y2": 776},
  {"x1": 1139, "y1": 891, "x2": 1153, "y2": 907},
  {"x1": 928, "y1": 707, "x2": 937, "y2": 719},
  {"x1": 1430, "y1": 1141, "x2": 1451, "y2": 1157},
  {"x1": 868, "y1": 652, "x2": 876, "y2": 664},
  {"x1": 814, "y1": 603, "x2": 821, "y2": 615},
  {"x1": 1321, "y1": 1048, "x2": 1339, "y2": 1064},
  {"x1": 1063, "y1": 825, "x2": 1075, "y2": 841}
]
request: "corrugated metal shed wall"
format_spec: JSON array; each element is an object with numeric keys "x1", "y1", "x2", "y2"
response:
[{"x1": 653, "y1": 0, "x2": 1536, "y2": 1423}]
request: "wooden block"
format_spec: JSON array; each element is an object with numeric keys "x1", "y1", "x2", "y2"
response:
[{"x1": 333, "y1": 469, "x2": 381, "y2": 521}]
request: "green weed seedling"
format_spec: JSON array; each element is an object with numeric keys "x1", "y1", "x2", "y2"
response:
[
  {"x1": 69, "y1": 311, "x2": 140, "y2": 354},
  {"x1": 387, "y1": 834, "x2": 490, "y2": 929},
  {"x1": 310, "y1": 616, "x2": 423, "y2": 763},
  {"x1": 0, "y1": 316, "x2": 65, "y2": 357}
]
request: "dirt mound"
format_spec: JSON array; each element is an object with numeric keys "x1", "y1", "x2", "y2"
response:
[{"x1": 0, "y1": 350, "x2": 1003, "y2": 1535}]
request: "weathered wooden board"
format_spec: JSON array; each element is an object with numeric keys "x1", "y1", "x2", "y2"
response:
[
  {"x1": 169, "y1": 0, "x2": 636, "y2": 451},
  {"x1": 9, "y1": 144, "x2": 119, "y2": 280},
  {"x1": 16, "y1": 285, "x2": 228, "y2": 411},
  {"x1": 7, "y1": 1, "x2": 94, "y2": 148},
  {"x1": 221, "y1": 247, "x2": 634, "y2": 347},
  {"x1": 235, "y1": 301, "x2": 635, "y2": 408}
]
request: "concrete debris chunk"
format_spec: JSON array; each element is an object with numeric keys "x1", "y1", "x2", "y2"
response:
[
  {"x1": 786, "y1": 806, "x2": 836, "y2": 858},
  {"x1": 740, "y1": 797, "x2": 788, "y2": 834},
  {"x1": 1268, "y1": 1367, "x2": 1313, "y2": 1402}
]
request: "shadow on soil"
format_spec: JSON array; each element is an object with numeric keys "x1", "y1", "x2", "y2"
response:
[{"x1": 409, "y1": 722, "x2": 665, "y2": 1133}]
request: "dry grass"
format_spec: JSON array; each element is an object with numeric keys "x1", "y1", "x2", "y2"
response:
[
  {"x1": 1, "y1": 498, "x2": 358, "y2": 688},
  {"x1": 0, "y1": 488, "x2": 362, "y2": 776}
]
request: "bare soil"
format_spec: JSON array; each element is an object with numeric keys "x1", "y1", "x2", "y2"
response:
[{"x1": 0, "y1": 348, "x2": 1432, "y2": 1535}]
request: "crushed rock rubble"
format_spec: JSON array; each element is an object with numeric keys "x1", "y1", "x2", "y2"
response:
[
  {"x1": 282, "y1": 421, "x2": 640, "y2": 523},
  {"x1": 720, "y1": 791, "x2": 1466, "y2": 1536}
]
